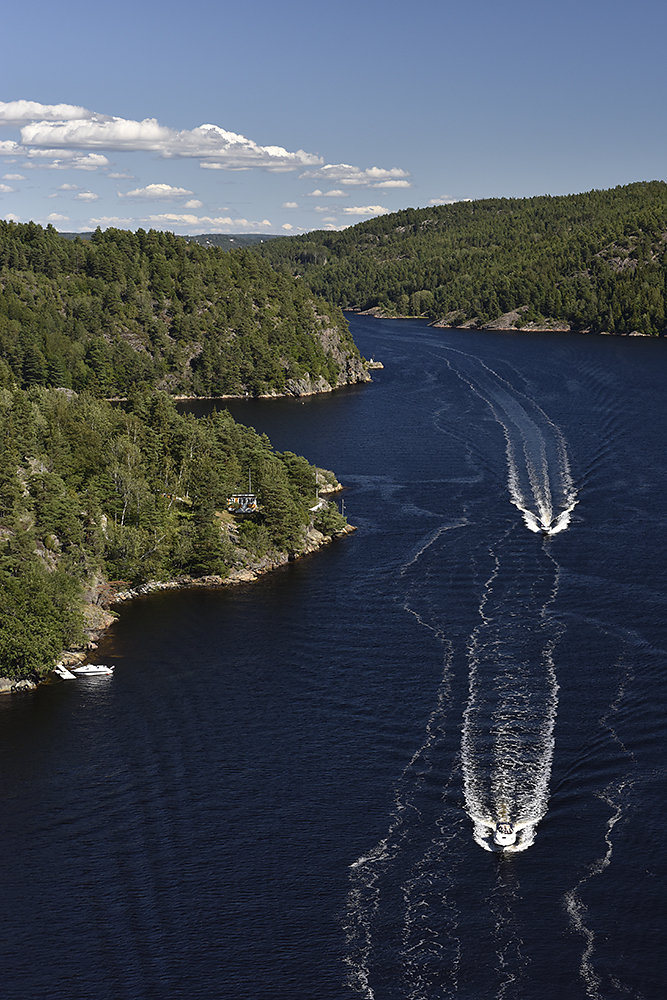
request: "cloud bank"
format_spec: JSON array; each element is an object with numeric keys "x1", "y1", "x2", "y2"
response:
[
  {"x1": 0, "y1": 98, "x2": 412, "y2": 232},
  {"x1": 18, "y1": 114, "x2": 323, "y2": 172},
  {"x1": 301, "y1": 164, "x2": 411, "y2": 188},
  {"x1": 342, "y1": 204, "x2": 388, "y2": 216},
  {"x1": 0, "y1": 101, "x2": 93, "y2": 124},
  {"x1": 1, "y1": 101, "x2": 410, "y2": 189}
]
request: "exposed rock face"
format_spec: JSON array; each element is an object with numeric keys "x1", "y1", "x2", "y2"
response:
[
  {"x1": 282, "y1": 364, "x2": 370, "y2": 398},
  {"x1": 284, "y1": 374, "x2": 335, "y2": 397},
  {"x1": 61, "y1": 652, "x2": 87, "y2": 666},
  {"x1": 316, "y1": 324, "x2": 372, "y2": 387},
  {"x1": 0, "y1": 677, "x2": 38, "y2": 693},
  {"x1": 259, "y1": 320, "x2": 371, "y2": 397},
  {"x1": 481, "y1": 310, "x2": 572, "y2": 332},
  {"x1": 430, "y1": 308, "x2": 573, "y2": 333}
]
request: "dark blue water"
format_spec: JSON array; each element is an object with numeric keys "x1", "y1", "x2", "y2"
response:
[{"x1": 2, "y1": 316, "x2": 666, "y2": 999}]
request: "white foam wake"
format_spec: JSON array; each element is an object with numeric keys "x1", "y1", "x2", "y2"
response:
[
  {"x1": 461, "y1": 540, "x2": 561, "y2": 852},
  {"x1": 437, "y1": 347, "x2": 578, "y2": 535}
]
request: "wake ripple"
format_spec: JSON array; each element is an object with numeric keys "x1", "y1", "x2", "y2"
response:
[
  {"x1": 344, "y1": 525, "x2": 465, "y2": 998},
  {"x1": 563, "y1": 657, "x2": 636, "y2": 999}
]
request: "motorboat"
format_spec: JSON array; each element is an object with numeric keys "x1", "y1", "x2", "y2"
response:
[
  {"x1": 494, "y1": 821, "x2": 517, "y2": 847},
  {"x1": 472, "y1": 814, "x2": 530, "y2": 850},
  {"x1": 72, "y1": 664, "x2": 114, "y2": 676}
]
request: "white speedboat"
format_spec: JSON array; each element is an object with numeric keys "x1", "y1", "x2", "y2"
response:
[
  {"x1": 73, "y1": 664, "x2": 114, "y2": 676},
  {"x1": 472, "y1": 814, "x2": 531, "y2": 850},
  {"x1": 494, "y1": 821, "x2": 516, "y2": 847}
]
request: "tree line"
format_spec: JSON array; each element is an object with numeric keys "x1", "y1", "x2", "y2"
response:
[{"x1": 0, "y1": 221, "x2": 362, "y2": 398}]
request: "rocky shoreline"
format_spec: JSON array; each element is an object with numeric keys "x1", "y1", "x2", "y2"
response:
[
  {"x1": 106, "y1": 360, "x2": 372, "y2": 405},
  {"x1": 349, "y1": 305, "x2": 661, "y2": 337},
  {"x1": 0, "y1": 522, "x2": 355, "y2": 696}
]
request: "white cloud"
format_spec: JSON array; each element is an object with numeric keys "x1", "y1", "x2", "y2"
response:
[
  {"x1": 0, "y1": 100, "x2": 93, "y2": 124},
  {"x1": 68, "y1": 153, "x2": 110, "y2": 171},
  {"x1": 148, "y1": 213, "x2": 273, "y2": 231},
  {"x1": 108, "y1": 171, "x2": 133, "y2": 179},
  {"x1": 427, "y1": 196, "x2": 471, "y2": 206},
  {"x1": 47, "y1": 212, "x2": 69, "y2": 222},
  {"x1": 22, "y1": 116, "x2": 170, "y2": 151},
  {"x1": 59, "y1": 182, "x2": 80, "y2": 191},
  {"x1": 3, "y1": 172, "x2": 25, "y2": 180},
  {"x1": 0, "y1": 183, "x2": 15, "y2": 193},
  {"x1": 321, "y1": 216, "x2": 337, "y2": 223},
  {"x1": 301, "y1": 164, "x2": 410, "y2": 188},
  {"x1": 0, "y1": 100, "x2": 412, "y2": 226},
  {"x1": 199, "y1": 162, "x2": 247, "y2": 172},
  {"x1": 148, "y1": 212, "x2": 201, "y2": 227},
  {"x1": 5, "y1": 212, "x2": 20, "y2": 222},
  {"x1": 120, "y1": 182, "x2": 194, "y2": 199},
  {"x1": 24, "y1": 150, "x2": 109, "y2": 171},
  {"x1": 342, "y1": 205, "x2": 388, "y2": 216},
  {"x1": 20, "y1": 112, "x2": 323, "y2": 172},
  {"x1": 281, "y1": 223, "x2": 293, "y2": 231},
  {"x1": 308, "y1": 188, "x2": 347, "y2": 197}
]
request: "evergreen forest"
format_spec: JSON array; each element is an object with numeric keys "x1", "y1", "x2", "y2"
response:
[
  {"x1": 0, "y1": 221, "x2": 364, "y2": 398},
  {"x1": 0, "y1": 386, "x2": 345, "y2": 682},
  {"x1": 258, "y1": 181, "x2": 667, "y2": 336}
]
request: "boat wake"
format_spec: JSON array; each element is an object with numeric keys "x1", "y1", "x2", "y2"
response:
[
  {"x1": 344, "y1": 521, "x2": 563, "y2": 995},
  {"x1": 435, "y1": 348, "x2": 578, "y2": 535},
  {"x1": 343, "y1": 344, "x2": 574, "y2": 994},
  {"x1": 461, "y1": 536, "x2": 561, "y2": 853}
]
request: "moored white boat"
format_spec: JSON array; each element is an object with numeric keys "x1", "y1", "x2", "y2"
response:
[{"x1": 72, "y1": 664, "x2": 114, "y2": 676}]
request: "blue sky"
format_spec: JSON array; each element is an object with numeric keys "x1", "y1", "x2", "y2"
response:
[{"x1": 1, "y1": 0, "x2": 665, "y2": 234}]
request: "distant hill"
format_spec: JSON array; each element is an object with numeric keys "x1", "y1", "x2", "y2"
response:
[
  {"x1": 59, "y1": 231, "x2": 282, "y2": 251},
  {"x1": 58, "y1": 231, "x2": 95, "y2": 241},
  {"x1": 184, "y1": 233, "x2": 281, "y2": 250},
  {"x1": 258, "y1": 181, "x2": 667, "y2": 336},
  {"x1": 0, "y1": 222, "x2": 368, "y2": 397}
]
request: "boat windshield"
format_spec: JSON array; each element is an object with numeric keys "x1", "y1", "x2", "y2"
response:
[{"x1": 497, "y1": 823, "x2": 513, "y2": 834}]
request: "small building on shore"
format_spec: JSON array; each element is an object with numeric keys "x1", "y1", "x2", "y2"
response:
[{"x1": 227, "y1": 492, "x2": 259, "y2": 514}]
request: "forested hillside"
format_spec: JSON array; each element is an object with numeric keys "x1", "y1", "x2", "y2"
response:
[
  {"x1": 0, "y1": 386, "x2": 346, "y2": 682},
  {"x1": 0, "y1": 222, "x2": 367, "y2": 398},
  {"x1": 259, "y1": 181, "x2": 667, "y2": 336}
]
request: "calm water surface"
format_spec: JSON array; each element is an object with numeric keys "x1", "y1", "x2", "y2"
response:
[{"x1": 1, "y1": 316, "x2": 666, "y2": 999}]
